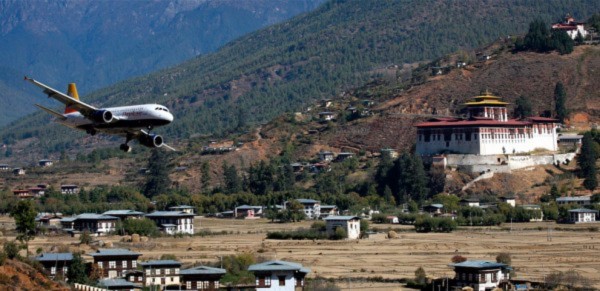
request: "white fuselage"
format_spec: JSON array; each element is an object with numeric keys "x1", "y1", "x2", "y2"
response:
[{"x1": 59, "y1": 104, "x2": 174, "y2": 133}]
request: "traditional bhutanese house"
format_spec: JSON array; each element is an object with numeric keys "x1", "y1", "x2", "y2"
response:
[
  {"x1": 98, "y1": 278, "x2": 142, "y2": 291},
  {"x1": 90, "y1": 249, "x2": 141, "y2": 279},
  {"x1": 449, "y1": 260, "x2": 511, "y2": 291},
  {"x1": 318, "y1": 112, "x2": 335, "y2": 122},
  {"x1": 249, "y1": 260, "x2": 310, "y2": 291},
  {"x1": 144, "y1": 211, "x2": 194, "y2": 235},
  {"x1": 415, "y1": 91, "x2": 558, "y2": 156},
  {"x1": 102, "y1": 210, "x2": 145, "y2": 221},
  {"x1": 499, "y1": 196, "x2": 516, "y2": 207},
  {"x1": 556, "y1": 195, "x2": 591, "y2": 206},
  {"x1": 38, "y1": 159, "x2": 53, "y2": 167},
  {"x1": 124, "y1": 270, "x2": 144, "y2": 285},
  {"x1": 290, "y1": 162, "x2": 305, "y2": 173},
  {"x1": 139, "y1": 260, "x2": 181, "y2": 288},
  {"x1": 568, "y1": 208, "x2": 598, "y2": 224},
  {"x1": 35, "y1": 253, "x2": 73, "y2": 279},
  {"x1": 294, "y1": 199, "x2": 321, "y2": 219},
  {"x1": 460, "y1": 198, "x2": 480, "y2": 207},
  {"x1": 13, "y1": 189, "x2": 33, "y2": 199},
  {"x1": 0, "y1": 164, "x2": 9, "y2": 171},
  {"x1": 323, "y1": 215, "x2": 361, "y2": 240},
  {"x1": 423, "y1": 204, "x2": 444, "y2": 215},
  {"x1": 235, "y1": 205, "x2": 263, "y2": 219},
  {"x1": 60, "y1": 184, "x2": 80, "y2": 194},
  {"x1": 334, "y1": 152, "x2": 355, "y2": 162},
  {"x1": 179, "y1": 265, "x2": 226, "y2": 291},
  {"x1": 13, "y1": 168, "x2": 25, "y2": 175},
  {"x1": 319, "y1": 205, "x2": 338, "y2": 218},
  {"x1": 60, "y1": 216, "x2": 77, "y2": 231},
  {"x1": 36, "y1": 213, "x2": 63, "y2": 230},
  {"x1": 169, "y1": 205, "x2": 195, "y2": 214},
  {"x1": 317, "y1": 151, "x2": 334, "y2": 162},
  {"x1": 522, "y1": 205, "x2": 544, "y2": 222},
  {"x1": 558, "y1": 134, "x2": 583, "y2": 153},
  {"x1": 28, "y1": 186, "x2": 45, "y2": 197},
  {"x1": 552, "y1": 14, "x2": 588, "y2": 39},
  {"x1": 73, "y1": 213, "x2": 118, "y2": 235}
]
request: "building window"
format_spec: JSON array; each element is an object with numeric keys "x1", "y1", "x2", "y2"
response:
[
  {"x1": 186, "y1": 281, "x2": 191, "y2": 289},
  {"x1": 265, "y1": 276, "x2": 271, "y2": 286},
  {"x1": 146, "y1": 269, "x2": 151, "y2": 275},
  {"x1": 215, "y1": 281, "x2": 220, "y2": 289},
  {"x1": 122, "y1": 261, "x2": 127, "y2": 268},
  {"x1": 279, "y1": 276, "x2": 286, "y2": 286},
  {"x1": 109, "y1": 261, "x2": 116, "y2": 269},
  {"x1": 132, "y1": 261, "x2": 137, "y2": 268},
  {"x1": 165, "y1": 268, "x2": 170, "y2": 275},
  {"x1": 98, "y1": 262, "x2": 103, "y2": 269},
  {"x1": 51, "y1": 267, "x2": 56, "y2": 275}
]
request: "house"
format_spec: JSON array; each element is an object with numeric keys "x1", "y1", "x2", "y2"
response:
[
  {"x1": 13, "y1": 189, "x2": 33, "y2": 199},
  {"x1": 60, "y1": 216, "x2": 77, "y2": 230},
  {"x1": 28, "y1": 187, "x2": 45, "y2": 197},
  {"x1": 415, "y1": 91, "x2": 558, "y2": 156},
  {"x1": 386, "y1": 216, "x2": 399, "y2": 224},
  {"x1": 320, "y1": 99, "x2": 332, "y2": 108},
  {"x1": 294, "y1": 199, "x2": 321, "y2": 219},
  {"x1": 499, "y1": 196, "x2": 516, "y2": 207},
  {"x1": 568, "y1": 208, "x2": 598, "y2": 224},
  {"x1": 522, "y1": 205, "x2": 544, "y2": 222},
  {"x1": 556, "y1": 196, "x2": 591, "y2": 206},
  {"x1": 460, "y1": 198, "x2": 480, "y2": 207},
  {"x1": 431, "y1": 155, "x2": 447, "y2": 168},
  {"x1": 0, "y1": 164, "x2": 9, "y2": 171},
  {"x1": 450, "y1": 260, "x2": 511, "y2": 291},
  {"x1": 323, "y1": 215, "x2": 361, "y2": 240},
  {"x1": 124, "y1": 270, "x2": 144, "y2": 285},
  {"x1": 90, "y1": 249, "x2": 142, "y2": 279},
  {"x1": 13, "y1": 168, "x2": 25, "y2": 175},
  {"x1": 317, "y1": 151, "x2": 334, "y2": 162},
  {"x1": 248, "y1": 260, "x2": 310, "y2": 291},
  {"x1": 235, "y1": 205, "x2": 263, "y2": 219},
  {"x1": 72, "y1": 213, "x2": 118, "y2": 235},
  {"x1": 38, "y1": 159, "x2": 53, "y2": 167},
  {"x1": 423, "y1": 204, "x2": 444, "y2": 215},
  {"x1": 318, "y1": 112, "x2": 335, "y2": 122},
  {"x1": 290, "y1": 163, "x2": 305, "y2": 173},
  {"x1": 145, "y1": 211, "x2": 194, "y2": 235},
  {"x1": 35, "y1": 213, "x2": 63, "y2": 230},
  {"x1": 98, "y1": 278, "x2": 142, "y2": 290},
  {"x1": 319, "y1": 205, "x2": 338, "y2": 218},
  {"x1": 169, "y1": 205, "x2": 195, "y2": 214},
  {"x1": 362, "y1": 100, "x2": 375, "y2": 107},
  {"x1": 309, "y1": 162, "x2": 330, "y2": 173},
  {"x1": 179, "y1": 265, "x2": 226, "y2": 291},
  {"x1": 334, "y1": 152, "x2": 354, "y2": 162},
  {"x1": 139, "y1": 260, "x2": 181, "y2": 288},
  {"x1": 61, "y1": 184, "x2": 80, "y2": 194},
  {"x1": 558, "y1": 134, "x2": 583, "y2": 151},
  {"x1": 35, "y1": 253, "x2": 73, "y2": 279},
  {"x1": 102, "y1": 210, "x2": 145, "y2": 221},
  {"x1": 552, "y1": 14, "x2": 588, "y2": 40}
]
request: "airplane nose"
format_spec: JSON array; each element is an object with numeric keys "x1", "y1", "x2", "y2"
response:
[{"x1": 166, "y1": 112, "x2": 174, "y2": 122}]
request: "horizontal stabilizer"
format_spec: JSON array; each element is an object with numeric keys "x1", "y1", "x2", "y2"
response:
[{"x1": 35, "y1": 104, "x2": 67, "y2": 120}]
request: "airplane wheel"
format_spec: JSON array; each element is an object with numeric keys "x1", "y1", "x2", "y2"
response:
[{"x1": 119, "y1": 144, "x2": 131, "y2": 152}]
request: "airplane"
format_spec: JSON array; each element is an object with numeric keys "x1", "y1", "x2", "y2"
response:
[{"x1": 24, "y1": 76, "x2": 175, "y2": 152}]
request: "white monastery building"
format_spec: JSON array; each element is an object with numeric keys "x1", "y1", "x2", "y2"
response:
[
  {"x1": 416, "y1": 91, "x2": 558, "y2": 156},
  {"x1": 552, "y1": 14, "x2": 588, "y2": 40}
]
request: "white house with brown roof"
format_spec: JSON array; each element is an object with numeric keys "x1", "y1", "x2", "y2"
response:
[{"x1": 552, "y1": 15, "x2": 588, "y2": 39}]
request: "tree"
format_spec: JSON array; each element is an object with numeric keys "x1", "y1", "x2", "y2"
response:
[
  {"x1": 10, "y1": 200, "x2": 37, "y2": 254},
  {"x1": 143, "y1": 149, "x2": 172, "y2": 198},
  {"x1": 496, "y1": 252, "x2": 512, "y2": 265},
  {"x1": 120, "y1": 218, "x2": 159, "y2": 236},
  {"x1": 200, "y1": 161, "x2": 211, "y2": 193},
  {"x1": 67, "y1": 253, "x2": 89, "y2": 284},
  {"x1": 513, "y1": 95, "x2": 532, "y2": 118},
  {"x1": 414, "y1": 266, "x2": 427, "y2": 284},
  {"x1": 579, "y1": 132, "x2": 598, "y2": 191},
  {"x1": 332, "y1": 226, "x2": 347, "y2": 240},
  {"x1": 223, "y1": 162, "x2": 242, "y2": 194},
  {"x1": 523, "y1": 19, "x2": 552, "y2": 52},
  {"x1": 551, "y1": 30, "x2": 574, "y2": 55},
  {"x1": 80, "y1": 231, "x2": 92, "y2": 245},
  {"x1": 554, "y1": 82, "x2": 568, "y2": 123},
  {"x1": 3, "y1": 241, "x2": 20, "y2": 259}
]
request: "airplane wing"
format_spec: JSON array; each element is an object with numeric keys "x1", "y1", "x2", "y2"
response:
[
  {"x1": 111, "y1": 129, "x2": 177, "y2": 151},
  {"x1": 35, "y1": 104, "x2": 67, "y2": 121},
  {"x1": 139, "y1": 129, "x2": 177, "y2": 151},
  {"x1": 24, "y1": 76, "x2": 98, "y2": 116}
]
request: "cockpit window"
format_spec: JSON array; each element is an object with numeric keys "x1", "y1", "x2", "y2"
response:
[{"x1": 155, "y1": 107, "x2": 169, "y2": 112}]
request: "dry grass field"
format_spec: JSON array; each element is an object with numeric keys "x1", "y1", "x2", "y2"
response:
[{"x1": 2, "y1": 217, "x2": 600, "y2": 290}]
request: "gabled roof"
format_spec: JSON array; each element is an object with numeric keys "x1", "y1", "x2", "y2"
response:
[
  {"x1": 296, "y1": 198, "x2": 319, "y2": 204},
  {"x1": 568, "y1": 208, "x2": 598, "y2": 213},
  {"x1": 169, "y1": 205, "x2": 194, "y2": 210},
  {"x1": 145, "y1": 211, "x2": 194, "y2": 218},
  {"x1": 235, "y1": 205, "x2": 263, "y2": 210},
  {"x1": 76, "y1": 213, "x2": 118, "y2": 220},
  {"x1": 139, "y1": 260, "x2": 182, "y2": 267},
  {"x1": 90, "y1": 249, "x2": 141, "y2": 257},
  {"x1": 248, "y1": 260, "x2": 310, "y2": 273},
  {"x1": 180, "y1": 265, "x2": 227, "y2": 275},
  {"x1": 35, "y1": 253, "x2": 73, "y2": 262},
  {"x1": 323, "y1": 215, "x2": 360, "y2": 221},
  {"x1": 556, "y1": 196, "x2": 591, "y2": 202},
  {"x1": 98, "y1": 278, "x2": 141, "y2": 288},
  {"x1": 450, "y1": 260, "x2": 510, "y2": 270},
  {"x1": 102, "y1": 210, "x2": 144, "y2": 216}
]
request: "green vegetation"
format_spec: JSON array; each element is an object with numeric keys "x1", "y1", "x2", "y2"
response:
[
  {"x1": 3, "y1": 1, "x2": 599, "y2": 156},
  {"x1": 143, "y1": 149, "x2": 173, "y2": 198},
  {"x1": 579, "y1": 132, "x2": 598, "y2": 191},
  {"x1": 116, "y1": 218, "x2": 160, "y2": 237},
  {"x1": 554, "y1": 82, "x2": 569, "y2": 123},
  {"x1": 10, "y1": 200, "x2": 37, "y2": 254},
  {"x1": 515, "y1": 19, "x2": 574, "y2": 55}
]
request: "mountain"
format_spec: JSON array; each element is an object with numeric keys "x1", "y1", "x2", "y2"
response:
[
  {"x1": 1, "y1": 0, "x2": 600, "y2": 159},
  {"x1": 0, "y1": 0, "x2": 325, "y2": 126}
]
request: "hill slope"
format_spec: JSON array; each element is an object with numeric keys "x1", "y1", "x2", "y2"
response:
[
  {"x1": 1, "y1": 0, "x2": 600, "y2": 159},
  {"x1": 0, "y1": 0, "x2": 325, "y2": 126}
]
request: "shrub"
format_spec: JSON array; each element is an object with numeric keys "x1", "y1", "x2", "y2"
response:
[
  {"x1": 3, "y1": 241, "x2": 19, "y2": 259},
  {"x1": 331, "y1": 226, "x2": 347, "y2": 240},
  {"x1": 496, "y1": 252, "x2": 511, "y2": 265},
  {"x1": 451, "y1": 255, "x2": 467, "y2": 263}
]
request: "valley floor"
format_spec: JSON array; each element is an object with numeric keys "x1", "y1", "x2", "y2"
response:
[{"x1": 3, "y1": 217, "x2": 600, "y2": 289}]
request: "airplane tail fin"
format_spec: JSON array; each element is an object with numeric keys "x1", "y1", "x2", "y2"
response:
[{"x1": 65, "y1": 83, "x2": 79, "y2": 114}]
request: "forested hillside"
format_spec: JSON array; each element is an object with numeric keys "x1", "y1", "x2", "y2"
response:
[
  {"x1": 0, "y1": 0, "x2": 324, "y2": 125},
  {"x1": 2, "y1": 0, "x2": 600, "y2": 157}
]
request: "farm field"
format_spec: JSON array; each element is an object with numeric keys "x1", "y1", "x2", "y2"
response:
[{"x1": 3, "y1": 217, "x2": 600, "y2": 289}]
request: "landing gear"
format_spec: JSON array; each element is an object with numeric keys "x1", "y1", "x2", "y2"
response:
[
  {"x1": 120, "y1": 133, "x2": 133, "y2": 152},
  {"x1": 86, "y1": 128, "x2": 97, "y2": 136}
]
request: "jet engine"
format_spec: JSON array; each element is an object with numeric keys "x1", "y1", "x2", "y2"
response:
[
  {"x1": 91, "y1": 110, "x2": 114, "y2": 124},
  {"x1": 138, "y1": 134, "x2": 164, "y2": 148}
]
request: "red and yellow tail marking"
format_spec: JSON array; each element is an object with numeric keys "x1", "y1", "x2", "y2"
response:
[{"x1": 65, "y1": 83, "x2": 79, "y2": 114}]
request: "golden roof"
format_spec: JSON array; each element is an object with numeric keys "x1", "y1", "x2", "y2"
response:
[{"x1": 464, "y1": 90, "x2": 508, "y2": 106}]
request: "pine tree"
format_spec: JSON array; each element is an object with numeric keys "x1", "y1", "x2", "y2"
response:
[
  {"x1": 554, "y1": 82, "x2": 568, "y2": 123},
  {"x1": 514, "y1": 95, "x2": 532, "y2": 118},
  {"x1": 143, "y1": 149, "x2": 172, "y2": 198},
  {"x1": 10, "y1": 200, "x2": 37, "y2": 254},
  {"x1": 200, "y1": 161, "x2": 211, "y2": 193},
  {"x1": 551, "y1": 30, "x2": 574, "y2": 55},
  {"x1": 580, "y1": 132, "x2": 598, "y2": 191},
  {"x1": 67, "y1": 253, "x2": 89, "y2": 284},
  {"x1": 223, "y1": 162, "x2": 241, "y2": 194},
  {"x1": 523, "y1": 19, "x2": 552, "y2": 52}
]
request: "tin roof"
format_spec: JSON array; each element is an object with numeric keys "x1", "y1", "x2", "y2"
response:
[
  {"x1": 102, "y1": 210, "x2": 144, "y2": 216},
  {"x1": 568, "y1": 208, "x2": 598, "y2": 213},
  {"x1": 248, "y1": 260, "x2": 310, "y2": 273},
  {"x1": 98, "y1": 278, "x2": 141, "y2": 288},
  {"x1": 139, "y1": 260, "x2": 182, "y2": 267},
  {"x1": 180, "y1": 265, "x2": 227, "y2": 275},
  {"x1": 323, "y1": 215, "x2": 360, "y2": 221},
  {"x1": 76, "y1": 213, "x2": 118, "y2": 220},
  {"x1": 145, "y1": 211, "x2": 194, "y2": 218},
  {"x1": 35, "y1": 253, "x2": 73, "y2": 262},
  {"x1": 450, "y1": 260, "x2": 510, "y2": 270},
  {"x1": 90, "y1": 249, "x2": 141, "y2": 257}
]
